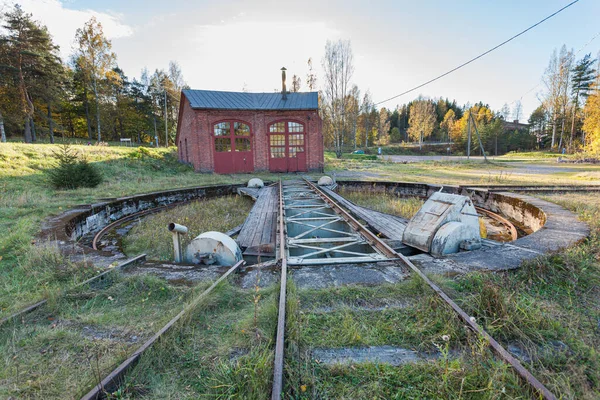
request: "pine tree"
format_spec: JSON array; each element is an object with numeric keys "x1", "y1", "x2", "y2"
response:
[
  {"x1": 570, "y1": 54, "x2": 597, "y2": 147},
  {"x1": 0, "y1": 5, "x2": 63, "y2": 143}
]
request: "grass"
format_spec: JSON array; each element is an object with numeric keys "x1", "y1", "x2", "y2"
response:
[
  {"x1": 0, "y1": 273, "x2": 194, "y2": 399},
  {"x1": 1, "y1": 142, "x2": 600, "y2": 398},
  {"x1": 115, "y1": 276, "x2": 279, "y2": 399},
  {"x1": 123, "y1": 195, "x2": 254, "y2": 260},
  {"x1": 284, "y1": 280, "x2": 531, "y2": 399},
  {"x1": 337, "y1": 187, "x2": 423, "y2": 219},
  {"x1": 0, "y1": 143, "x2": 281, "y2": 317}
]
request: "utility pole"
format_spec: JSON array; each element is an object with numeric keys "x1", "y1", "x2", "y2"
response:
[
  {"x1": 469, "y1": 113, "x2": 488, "y2": 162},
  {"x1": 467, "y1": 116, "x2": 471, "y2": 159},
  {"x1": 164, "y1": 89, "x2": 168, "y2": 148}
]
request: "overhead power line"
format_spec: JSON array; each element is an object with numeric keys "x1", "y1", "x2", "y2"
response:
[{"x1": 375, "y1": 0, "x2": 581, "y2": 106}]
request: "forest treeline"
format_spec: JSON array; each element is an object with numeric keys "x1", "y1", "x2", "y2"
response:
[
  {"x1": 0, "y1": 5, "x2": 186, "y2": 145},
  {"x1": 2, "y1": 4, "x2": 599, "y2": 157},
  {"x1": 318, "y1": 40, "x2": 600, "y2": 156}
]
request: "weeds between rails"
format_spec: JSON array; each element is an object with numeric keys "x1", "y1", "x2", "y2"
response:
[{"x1": 0, "y1": 269, "x2": 197, "y2": 399}]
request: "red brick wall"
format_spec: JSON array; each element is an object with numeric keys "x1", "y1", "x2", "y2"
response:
[{"x1": 177, "y1": 98, "x2": 324, "y2": 173}]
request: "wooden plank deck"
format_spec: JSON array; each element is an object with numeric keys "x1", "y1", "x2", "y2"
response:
[
  {"x1": 237, "y1": 186, "x2": 278, "y2": 256},
  {"x1": 322, "y1": 187, "x2": 408, "y2": 240}
]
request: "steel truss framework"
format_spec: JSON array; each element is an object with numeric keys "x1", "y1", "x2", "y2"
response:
[{"x1": 282, "y1": 180, "x2": 389, "y2": 265}]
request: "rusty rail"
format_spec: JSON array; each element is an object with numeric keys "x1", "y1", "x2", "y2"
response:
[
  {"x1": 80, "y1": 259, "x2": 245, "y2": 400},
  {"x1": 0, "y1": 254, "x2": 146, "y2": 329},
  {"x1": 476, "y1": 206, "x2": 518, "y2": 241},
  {"x1": 92, "y1": 205, "x2": 177, "y2": 250},
  {"x1": 305, "y1": 179, "x2": 557, "y2": 400},
  {"x1": 271, "y1": 180, "x2": 287, "y2": 400}
]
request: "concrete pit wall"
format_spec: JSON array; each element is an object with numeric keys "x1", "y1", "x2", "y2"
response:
[
  {"x1": 41, "y1": 184, "x2": 245, "y2": 247},
  {"x1": 336, "y1": 180, "x2": 589, "y2": 270},
  {"x1": 40, "y1": 180, "x2": 588, "y2": 271}
]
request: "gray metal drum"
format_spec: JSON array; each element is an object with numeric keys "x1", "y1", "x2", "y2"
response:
[{"x1": 184, "y1": 231, "x2": 243, "y2": 265}]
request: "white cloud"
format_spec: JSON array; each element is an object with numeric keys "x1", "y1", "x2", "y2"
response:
[
  {"x1": 185, "y1": 20, "x2": 340, "y2": 91},
  {"x1": 1, "y1": 0, "x2": 133, "y2": 59}
]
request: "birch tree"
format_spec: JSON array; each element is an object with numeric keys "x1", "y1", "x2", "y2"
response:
[
  {"x1": 407, "y1": 99, "x2": 436, "y2": 148},
  {"x1": 306, "y1": 57, "x2": 317, "y2": 91},
  {"x1": 75, "y1": 17, "x2": 116, "y2": 142},
  {"x1": 322, "y1": 39, "x2": 354, "y2": 158},
  {"x1": 543, "y1": 46, "x2": 573, "y2": 148}
]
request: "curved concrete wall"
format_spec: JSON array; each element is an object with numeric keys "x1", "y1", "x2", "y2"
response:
[
  {"x1": 335, "y1": 181, "x2": 547, "y2": 234},
  {"x1": 41, "y1": 184, "x2": 245, "y2": 245},
  {"x1": 335, "y1": 180, "x2": 589, "y2": 270},
  {"x1": 40, "y1": 180, "x2": 588, "y2": 272}
]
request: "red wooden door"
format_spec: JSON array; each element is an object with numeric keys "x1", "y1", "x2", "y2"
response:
[
  {"x1": 269, "y1": 133, "x2": 287, "y2": 172},
  {"x1": 233, "y1": 122, "x2": 253, "y2": 172},
  {"x1": 288, "y1": 133, "x2": 306, "y2": 172},
  {"x1": 268, "y1": 121, "x2": 307, "y2": 173},
  {"x1": 213, "y1": 121, "x2": 254, "y2": 174}
]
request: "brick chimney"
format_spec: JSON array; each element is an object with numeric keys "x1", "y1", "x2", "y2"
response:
[{"x1": 281, "y1": 67, "x2": 287, "y2": 101}]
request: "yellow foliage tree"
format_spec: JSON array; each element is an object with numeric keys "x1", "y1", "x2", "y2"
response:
[{"x1": 583, "y1": 92, "x2": 600, "y2": 153}]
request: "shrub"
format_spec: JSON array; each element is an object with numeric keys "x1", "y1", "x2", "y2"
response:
[{"x1": 47, "y1": 144, "x2": 103, "y2": 189}]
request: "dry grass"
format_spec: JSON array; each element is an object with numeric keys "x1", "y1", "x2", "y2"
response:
[
  {"x1": 337, "y1": 187, "x2": 423, "y2": 219},
  {"x1": 123, "y1": 195, "x2": 254, "y2": 260}
]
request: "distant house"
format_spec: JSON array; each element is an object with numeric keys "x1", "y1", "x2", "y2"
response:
[
  {"x1": 502, "y1": 119, "x2": 529, "y2": 131},
  {"x1": 175, "y1": 74, "x2": 323, "y2": 174}
]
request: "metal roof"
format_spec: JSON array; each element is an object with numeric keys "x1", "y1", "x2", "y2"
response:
[{"x1": 182, "y1": 89, "x2": 318, "y2": 111}]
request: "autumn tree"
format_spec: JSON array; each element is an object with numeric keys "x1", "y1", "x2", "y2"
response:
[
  {"x1": 356, "y1": 91, "x2": 377, "y2": 148},
  {"x1": 543, "y1": 45, "x2": 573, "y2": 148},
  {"x1": 75, "y1": 17, "x2": 116, "y2": 142},
  {"x1": 377, "y1": 107, "x2": 390, "y2": 145},
  {"x1": 407, "y1": 99, "x2": 436, "y2": 148},
  {"x1": 569, "y1": 53, "x2": 597, "y2": 148},
  {"x1": 582, "y1": 85, "x2": 600, "y2": 152},
  {"x1": 528, "y1": 105, "x2": 548, "y2": 146},
  {"x1": 146, "y1": 62, "x2": 187, "y2": 146},
  {"x1": 322, "y1": 39, "x2": 354, "y2": 157},
  {"x1": 440, "y1": 109, "x2": 456, "y2": 143}
]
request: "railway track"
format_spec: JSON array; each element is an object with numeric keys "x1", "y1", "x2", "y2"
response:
[
  {"x1": 269, "y1": 178, "x2": 557, "y2": 400},
  {"x1": 80, "y1": 259, "x2": 246, "y2": 400},
  {"x1": 2, "y1": 181, "x2": 564, "y2": 398}
]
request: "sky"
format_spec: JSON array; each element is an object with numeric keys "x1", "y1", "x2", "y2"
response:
[{"x1": 3, "y1": 0, "x2": 600, "y2": 119}]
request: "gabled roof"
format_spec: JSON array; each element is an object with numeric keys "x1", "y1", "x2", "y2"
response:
[{"x1": 182, "y1": 89, "x2": 318, "y2": 111}]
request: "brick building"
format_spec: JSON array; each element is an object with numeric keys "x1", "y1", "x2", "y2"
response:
[{"x1": 175, "y1": 86, "x2": 323, "y2": 174}]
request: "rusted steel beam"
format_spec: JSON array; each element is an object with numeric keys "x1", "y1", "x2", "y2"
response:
[
  {"x1": 306, "y1": 179, "x2": 557, "y2": 400},
  {"x1": 271, "y1": 181, "x2": 287, "y2": 400},
  {"x1": 80, "y1": 259, "x2": 245, "y2": 400},
  {"x1": 0, "y1": 254, "x2": 146, "y2": 328},
  {"x1": 476, "y1": 206, "x2": 518, "y2": 241}
]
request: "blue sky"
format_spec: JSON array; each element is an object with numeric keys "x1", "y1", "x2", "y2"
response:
[{"x1": 7, "y1": 0, "x2": 600, "y2": 118}]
